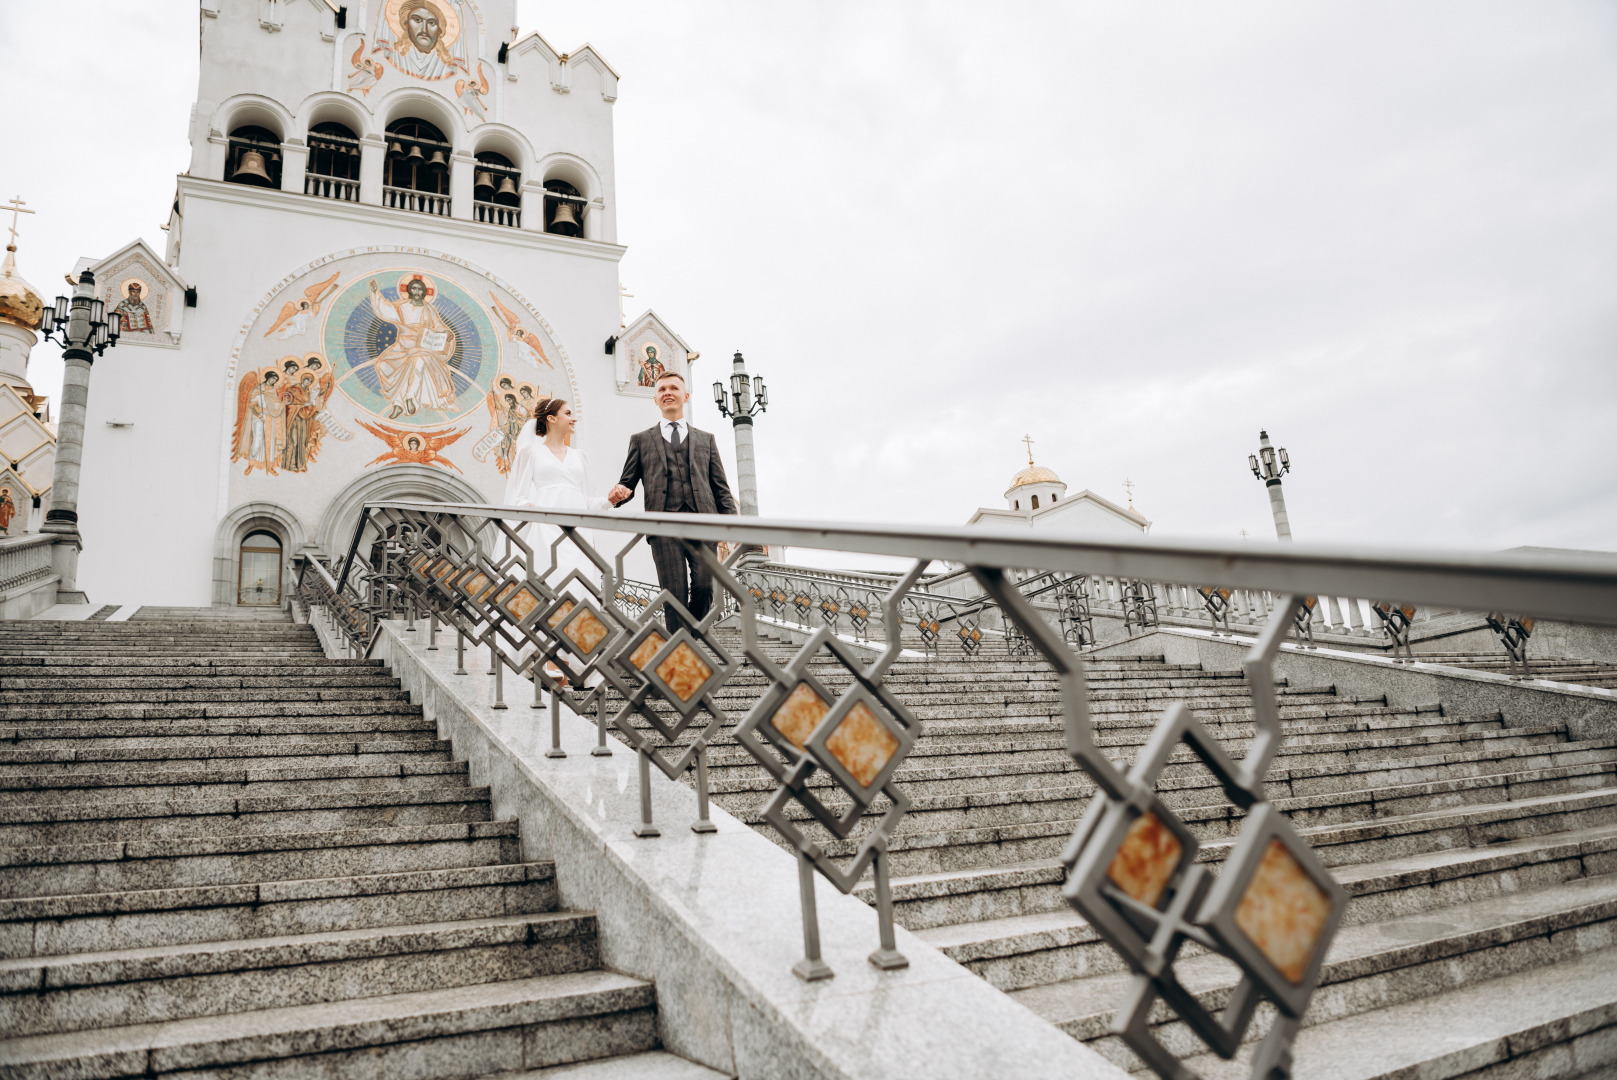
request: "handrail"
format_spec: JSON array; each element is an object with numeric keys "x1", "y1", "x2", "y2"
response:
[
  {"x1": 366, "y1": 501, "x2": 1617, "y2": 626},
  {"x1": 307, "y1": 497, "x2": 1617, "y2": 1080}
]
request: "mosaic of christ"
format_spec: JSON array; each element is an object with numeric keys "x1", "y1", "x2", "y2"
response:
[{"x1": 372, "y1": 0, "x2": 471, "y2": 81}]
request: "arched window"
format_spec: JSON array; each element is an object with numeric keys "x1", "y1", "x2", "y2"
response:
[
  {"x1": 474, "y1": 151, "x2": 522, "y2": 228},
  {"x1": 227, "y1": 125, "x2": 282, "y2": 188},
  {"x1": 383, "y1": 118, "x2": 451, "y2": 216},
  {"x1": 544, "y1": 179, "x2": 585, "y2": 237},
  {"x1": 1030, "y1": 495, "x2": 1040, "y2": 510},
  {"x1": 1051, "y1": 493, "x2": 1058, "y2": 503},
  {"x1": 238, "y1": 531, "x2": 283, "y2": 606},
  {"x1": 1013, "y1": 500, "x2": 1020, "y2": 510},
  {"x1": 306, "y1": 121, "x2": 360, "y2": 201}
]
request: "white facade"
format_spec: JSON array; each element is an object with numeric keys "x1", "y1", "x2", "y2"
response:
[{"x1": 73, "y1": 0, "x2": 684, "y2": 607}]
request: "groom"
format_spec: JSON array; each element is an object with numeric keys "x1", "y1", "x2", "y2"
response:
[{"x1": 608, "y1": 371, "x2": 738, "y2": 632}]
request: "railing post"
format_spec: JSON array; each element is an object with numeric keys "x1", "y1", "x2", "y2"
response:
[
  {"x1": 491, "y1": 651, "x2": 506, "y2": 709},
  {"x1": 546, "y1": 687, "x2": 565, "y2": 758},
  {"x1": 793, "y1": 850, "x2": 832, "y2": 981},
  {"x1": 592, "y1": 695, "x2": 612, "y2": 756},
  {"x1": 455, "y1": 629, "x2": 467, "y2": 675}
]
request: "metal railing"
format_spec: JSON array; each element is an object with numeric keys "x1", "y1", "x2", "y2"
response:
[
  {"x1": 300, "y1": 500, "x2": 1617, "y2": 1080},
  {"x1": 383, "y1": 185, "x2": 450, "y2": 217}
]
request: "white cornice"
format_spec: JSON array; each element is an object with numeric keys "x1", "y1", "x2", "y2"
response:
[{"x1": 175, "y1": 176, "x2": 628, "y2": 263}]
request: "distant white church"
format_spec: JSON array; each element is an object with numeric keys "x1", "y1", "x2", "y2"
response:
[
  {"x1": 968, "y1": 451, "x2": 1150, "y2": 536},
  {"x1": 24, "y1": 0, "x2": 696, "y2": 609}
]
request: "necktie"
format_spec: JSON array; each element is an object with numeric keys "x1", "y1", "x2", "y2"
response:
[{"x1": 669, "y1": 424, "x2": 682, "y2": 452}]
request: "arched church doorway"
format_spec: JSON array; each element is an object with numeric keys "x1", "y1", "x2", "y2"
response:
[{"x1": 238, "y1": 532, "x2": 283, "y2": 606}]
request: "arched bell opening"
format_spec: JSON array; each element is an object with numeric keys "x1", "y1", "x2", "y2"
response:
[
  {"x1": 306, "y1": 121, "x2": 361, "y2": 201},
  {"x1": 474, "y1": 151, "x2": 522, "y2": 228},
  {"x1": 383, "y1": 118, "x2": 452, "y2": 215},
  {"x1": 227, "y1": 125, "x2": 283, "y2": 188},
  {"x1": 238, "y1": 531, "x2": 284, "y2": 607},
  {"x1": 543, "y1": 179, "x2": 584, "y2": 237}
]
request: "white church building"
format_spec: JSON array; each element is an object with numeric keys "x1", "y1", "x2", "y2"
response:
[
  {"x1": 53, "y1": 0, "x2": 691, "y2": 608},
  {"x1": 967, "y1": 457, "x2": 1151, "y2": 536}
]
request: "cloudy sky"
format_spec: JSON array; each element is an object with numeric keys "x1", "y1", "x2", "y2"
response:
[{"x1": 4, "y1": 2, "x2": 1614, "y2": 554}]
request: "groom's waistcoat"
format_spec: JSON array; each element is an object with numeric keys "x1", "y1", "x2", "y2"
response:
[{"x1": 663, "y1": 435, "x2": 696, "y2": 512}]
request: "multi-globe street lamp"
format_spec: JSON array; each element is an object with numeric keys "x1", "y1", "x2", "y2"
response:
[
  {"x1": 713, "y1": 350, "x2": 768, "y2": 516},
  {"x1": 1248, "y1": 429, "x2": 1293, "y2": 540},
  {"x1": 39, "y1": 269, "x2": 121, "y2": 601}
]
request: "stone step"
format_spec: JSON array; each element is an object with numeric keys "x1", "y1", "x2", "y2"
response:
[
  {"x1": 0, "y1": 862, "x2": 558, "y2": 957},
  {"x1": 0, "y1": 969, "x2": 657, "y2": 1079},
  {"x1": 0, "y1": 659, "x2": 383, "y2": 672},
  {"x1": 1011, "y1": 874, "x2": 1617, "y2": 1069},
  {"x1": 0, "y1": 674, "x2": 404, "y2": 690},
  {"x1": 0, "y1": 716, "x2": 440, "y2": 742},
  {"x1": 0, "y1": 733, "x2": 447, "y2": 760},
  {"x1": 0, "y1": 785, "x2": 496, "y2": 845},
  {"x1": 865, "y1": 786, "x2": 1617, "y2": 929},
  {"x1": 0, "y1": 760, "x2": 470, "y2": 803},
  {"x1": 0, "y1": 700, "x2": 426, "y2": 721},
  {"x1": 487, "y1": 1051, "x2": 731, "y2": 1079},
  {"x1": 0, "y1": 687, "x2": 413, "y2": 705},
  {"x1": 1172, "y1": 943, "x2": 1617, "y2": 1080},
  {"x1": 914, "y1": 818, "x2": 1617, "y2": 991},
  {"x1": 0, "y1": 820, "x2": 521, "y2": 898},
  {"x1": 0, "y1": 911, "x2": 601, "y2": 1037}
]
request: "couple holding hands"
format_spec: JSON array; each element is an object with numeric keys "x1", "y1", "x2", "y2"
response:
[{"x1": 501, "y1": 371, "x2": 737, "y2": 632}]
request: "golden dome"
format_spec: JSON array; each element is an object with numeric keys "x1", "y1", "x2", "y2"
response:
[
  {"x1": 1010, "y1": 464, "x2": 1062, "y2": 489},
  {"x1": 0, "y1": 245, "x2": 44, "y2": 331}
]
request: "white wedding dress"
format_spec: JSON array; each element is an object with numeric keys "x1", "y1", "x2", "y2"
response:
[{"x1": 502, "y1": 427, "x2": 611, "y2": 594}]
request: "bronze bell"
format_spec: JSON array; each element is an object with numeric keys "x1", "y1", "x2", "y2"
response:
[
  {"x1": 474, "y1": 170, "x2": 495, "y2": 196},
  {"x1": 406, "y1": 144, "x2": 424, "y2": 162},
  {"x1": 387, "y1": 141, "x2": 404, "y2": 157},
  {"x1": 496, "y1": 175, "x2": 517, "y2": 198},
  {"x1": 231, "y1": 149, "x2": 274, "y2": 186},
  {"x1": 427, "y1": 150, "x2": 447, "y2": 170},
  {"x1": 549, "y1": 199, "x2": 581, "y2": 235}
]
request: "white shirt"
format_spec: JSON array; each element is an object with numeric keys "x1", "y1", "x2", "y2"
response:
[{"x1": 659, "y1": 418, "x2": 688, "y2": 444}]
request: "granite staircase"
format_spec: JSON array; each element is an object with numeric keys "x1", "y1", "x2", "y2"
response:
[
  {"x1": 621, "y1": 628, "x2": 1617, "y2": 1079},
  {"x1": 1416, "y1": 652, "x2": 1617, "y2": 690},
  {"x1": 0, "y1": 615, "x2": 719, "y2": 1080}
]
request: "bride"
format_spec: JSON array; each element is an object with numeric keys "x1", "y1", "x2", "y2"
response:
[{"x1": 503, "y1": 397, "x2": 612, "y2": 590}]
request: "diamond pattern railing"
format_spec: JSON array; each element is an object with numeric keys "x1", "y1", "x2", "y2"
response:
[{"x1": 294, "y1": 499, "x2": 1617, "y2": 1080}]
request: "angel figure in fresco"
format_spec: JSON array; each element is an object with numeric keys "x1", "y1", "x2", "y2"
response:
[
  {"x1": 0, "y1": 487, "x2": 15, "y2": 535},
  {"x1": 301, "y1": 356, "x2": 354, "y2": 442},
  {"x1": 636, "y1": 344, "x2": 666, "y2": 387},
  {"x1": 232, "y1": 369, "x2": 287, "y2": 476},
  {"x1": 264, "y1": 271, "x2": 341, "y2": 340},
  {"x1": 111, "y1": 282, "x2": 154, "y2": 334},
  {"x1": 456, "y1": 63, "x2": 490, "y2": 122},
  {"x1": 277, "y1": 373, "x2": 326, "y2": 473},
  {"x1": 364, "y1": 274, "x2": 464, "y2": 418},
  {"x1": 358, "y1": 420, "x2": 468, "y2": 471},
  {"x1": 373, "y1": 0, "x2": 468, "y2": 81},
  {"x1": 481, "y1": 382, "x2": 528, "y2": 472},
  {"x1": 488, "y1": 293, "x2": 551, "y2": 368},
  {"x1": 346, "y1": 38, "x2": 383, "y2": 96}
]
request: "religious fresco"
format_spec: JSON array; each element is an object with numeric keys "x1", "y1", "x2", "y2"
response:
[
  {"x1": 226, "y1": 249, "x2": 571, "y2": 490},
  {"x1": 0, "y1": 486, "x2": 15, "y2": 535},
  {"x1": 456, "y1": 64, "x2": 491, "y2": 123},
  {"x1": 358, "y1": 421, "x2": 468, "y2": 471},
  {"x1": 95, "y1": 246, "x2": 172, "y2": 341},
  {"x1": 345, "y1": 36, "x2": 383, "y2": 96},
  {"x1": 371, "y1": 0, "x2": 476, "y2": 82},
  {"x1": 474, "y1": 376, "x2": 546, "y2": 473},
  {"x1": 615, "y1": 313, "x2": 687, "y2": 397}
]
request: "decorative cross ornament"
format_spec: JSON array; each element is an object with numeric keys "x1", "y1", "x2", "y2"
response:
[
  {"x1": 1022, "y1": 433, "x2": 1035, "y2": 465},
  {"x1": 618, "y1": 282, "x2": 633, "y2": 328},
  {"x1": 1123, "y1": 477, "x2": 1136, "y2": 509},
  {"x1": 4, "y1": 195, "x2": 34, "y2": 246}
]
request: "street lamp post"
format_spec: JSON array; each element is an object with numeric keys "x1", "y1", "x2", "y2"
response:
[
  {"x1": 1247, "y1": 429, "x2": 1293, "y2": 540},
  {"x1": 713, "y1": 350, "x2": 768, "y2": 516},
  {"x1": 39, "y1": 269, "x2": 121, "y2": 602}
]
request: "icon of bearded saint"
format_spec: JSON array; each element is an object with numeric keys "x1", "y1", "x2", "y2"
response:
[{"x1": 373, "y1": 0, "x2": 468, "y2": 81}]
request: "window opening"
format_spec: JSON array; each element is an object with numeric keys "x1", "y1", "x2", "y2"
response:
[
  {"x1": 227, "y1": 125, "x2": 282, "y2": 188},
  {"x1": 238, "y1": 531, "x2": 283, "y2": 606}
]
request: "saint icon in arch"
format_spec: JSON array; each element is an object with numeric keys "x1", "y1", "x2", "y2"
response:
[
  {"x1": 373, "y1": 0, "x2": 469, "y2": 81},
  {"x1": 111, "y1": 279, "x2": 154, "y2": 333},
  {"x1": 636, "y1": 343, "x2": 666, "y2": 387}
]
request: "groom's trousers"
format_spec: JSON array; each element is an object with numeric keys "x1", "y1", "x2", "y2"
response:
[{"x1": 649, "y1": 537, "x2": 716, "y2": 635}]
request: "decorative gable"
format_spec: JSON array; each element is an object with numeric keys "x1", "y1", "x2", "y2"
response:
[
  {"x1": 78, "y1": 239, "x2": 190, "y2": 349},
  {"x1": 615, "y1": 309, "x2": 694, "y2": 397}
]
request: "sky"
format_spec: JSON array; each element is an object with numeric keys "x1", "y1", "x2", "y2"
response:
[{"x1": 3, "y1": 1, "x2": 1615, "y2": 555}]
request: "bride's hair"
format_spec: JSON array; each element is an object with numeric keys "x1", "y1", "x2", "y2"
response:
[{"x1": 534, "y1": 397, "x2": 568, "y2": 436}]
